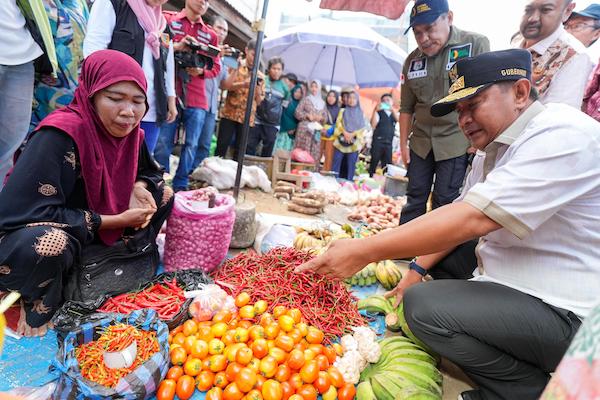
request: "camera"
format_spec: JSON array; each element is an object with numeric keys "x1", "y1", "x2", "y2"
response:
[
  {"x1": 174, "y1": 40, "x2": 221, "y2": 70},
  {"x1": 229, "y1": 48, "x2": 241, "y2": 59}
]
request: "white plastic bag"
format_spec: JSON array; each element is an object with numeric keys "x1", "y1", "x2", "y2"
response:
[{"x1": 187, "y1": 284, "x2": 236, "y2": 321}]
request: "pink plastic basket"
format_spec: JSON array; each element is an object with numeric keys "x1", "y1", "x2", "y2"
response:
[{"x1": 164, "y1": 190, "x2": 235, "y2": 272}]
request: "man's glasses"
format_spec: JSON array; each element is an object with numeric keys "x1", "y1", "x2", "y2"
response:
[{"x1": 565, "y1": 22, "x2": 598, "y2": 31}]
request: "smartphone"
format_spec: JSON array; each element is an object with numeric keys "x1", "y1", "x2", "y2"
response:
[{"x1": 222, "y1": 55, "x2": 239, "y2": 69}]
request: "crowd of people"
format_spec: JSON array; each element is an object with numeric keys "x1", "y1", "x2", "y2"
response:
[{"x1": 0, "y1": 0, "x2": 600, "y2": 398}]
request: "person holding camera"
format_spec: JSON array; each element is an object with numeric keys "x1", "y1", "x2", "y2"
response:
[
  {"x1": 84, "y1": 0, "x2": 178, "y2": 153},
  {"x1": 247, "y1": 57, "x2": 290, "y2": 157},
  {"x1": 369, "y1": 93, "x2": 398, "y2": 177},
  {"x1": 214, "y1": 39, "x2": 264, "y2": 161},
  {"x1": 153, "y1": 0, "x2": 220, "y2": 192}
]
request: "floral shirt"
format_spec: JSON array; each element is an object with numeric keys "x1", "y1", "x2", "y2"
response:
[
  {"x1": 221, "y1": 62, "x2": 263, "y2": 126},
  {"x1": 583, "y1": 63, "x2": 600, "y2": 123}
]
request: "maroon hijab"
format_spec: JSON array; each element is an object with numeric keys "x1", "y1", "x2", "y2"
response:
[{"x1": 36, "y1": 50, "x2": 148, "y2": 245}]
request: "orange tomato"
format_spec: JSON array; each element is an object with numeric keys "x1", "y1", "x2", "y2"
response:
[
  {"x1": 262, "y1": 379, "x2": 283, "y2": 400},
  {"x1": 176, "y1": 375, "x2": 196, "y2": 400},
  {"x1": 212, "y1": 322, "x2": 229, "y2": 338},
  {"x1": 296, "y1": 323, "x2": 308, "y2": 338},
  {"x1": 275, "y1": 335, "x2": 294, "y2": 352},
  {"x1": 248, "y1": 357, "x2": 261, "y2": 373},
  {"x1": 332, "y1": 343, "x2": 343, "y2": 356},
  {"x1": 253, "y1": 300, "x2": 268, "y2": 315},
  {"x1": 286, "y1": 309, "x2": 302, "y2": 324},
  {"x1": 170, "y1": 347, "x2": 187, "y2": 366},
  {"x1": 322, "y1": 386, "x2": 337, "y2": 400},
  {"x1": 203, "y1": 358, "x2": 212, "y2": 371},
  {"x1": 228, "y1": 318, "x2": 240, "y2": 329},
  {"x1": 172, "y1": 332, "x2": 187, "y2": 347},
  {"x1": 247, "y1": 389, "x2": 264, "y2": 400},
  {"x1": 303, "y1": 349, "x2": 317, "y2": 362},
  {"x1": 223, "y1": 330, "x2": 237, "y2": 346},
  {"x1": 337, "y1": 383, "x2": 356, "y2": 400},
  {"x1": 293, "y1": 342, "x2": 307, "y2": 352},
  {"x1": 209, "y1": 338, "x2": 226, "y2": 355},
  {"x1": 183, "y1": 336, "x2": 197, "y2": 355},
  {"x1": 239, "y1": 305, "x2": 256, "y2": 320},
  {"x1": 156, "y1": 379, "x2": 177, "y2": 400},
  {"x1": 213, "y1": 310, "x2": 234, "y2": 323},
  {"x1": 198, "y1": 326, "x2": 215, "y2": 342},
  {"x1": 238, "y1": 320, "x2": 254, "y2": 330},
  {"x1": 249, "y1": 325, "x2": 266, "y2": 341},
  {"x1": 225, "y1": 343, "x2": 246, "y2": 363},
  {"x1": 322, "y1": 347, "x2": 337, "y2": 364},
  {"x1": 314, "y1": 372, "x2": 331, "y2": 394},
  {"x1": 288, "y1": 329, "x2": 302, "y2": 345},
  {"x1": 224, "y1": 382, "x2": 245, "y2": 400},
  {"x1": 196, "y1": 370, "x2": 216, "y2": 391},
  {"x1": 278, "y1": 316, "x2": 295, "y2": 333},
  {"x1": 199, "y1": 321, "x2": 214, "y2": 328},
  {"x1": 288, "y1": 395, "x2": 304, "y2": 400},
  {"x1": 259, "y1": 355, "x2": 278, "y2": 378},
  {"x1": 299, "y1": 360, "x2": 319, "y2": 384},
  {"x1": 214, "y1": 371, "x2": 230, "y2": 389},
  {"x1": 272, "y1": 306, "x2": 287, "y2": 318},
  {"x1": 235, "y1": 327, "x2": 250, "y2": 343},
  {"x1": 166, "y1": 365, "x2": 184, "y2": 380},
  {"x1": 184, "y1": 357, "x2": 203, "y2": 377},
  {"x1": 265, "y1": 324, "x2": 280, "y2": 340},
  {"x1": 209, "y1": 354, "x2": 228, "y2": 372},
  {"x1": 297, "y1": 384, "x2": 317, "y2": 400},
  {"x1": 280, "y1": 381, "x2": 294, "y2": 400},
  {"x1": 307, "y1": 344, "x2": 323, "y2": 355},
  {"x1": 260, "y1": 313, "x2": 275, "y2": 327},
  {"x1": 315, "y1": 355, "x2": 330, "y2": 371},
  {"x1": 207, "y1": 387, "x2": 224, "y2": 400},
  {"x1": 251, "y1": 338, "x2": 269, "y2": 359},
  {"x1": 305, "y1": 328, "x2": 324, "y2": 345},
  {"x1": 269, "y1": 347, "x2": 287, "y2": 364},
  {"x1": 236, "y1": 347, "x2": 254, "y2": 365},
  {"x1": 287, "y1": 374, "x2": 303, "y2": 391},
  {"x1": 235, "y1": 367, "x2": 258, "y2": 393},
  {"x1": 274, "y1": 364, "x2": 291, "y2": 383},
  {"x1": 191, "y1": 339, "x2": 209, "y2": 359},
  {"x1": 235, "y1": 292, "x2": 251, "y2": 308},
  {"x1": 255, "y1": 374, "x2": 267, "y2": 391},
  {"x1": 287, "y1": 349, "x2": 305, "y2": 370},
  {"x1": 327, "y1": 367, "x2": 344, "y2": 389},
  {"x1": 226, "y1": 362, "x2": 244, "y2": 382},
  {"x1": 267, "y1": 340, "x2": 276, "y2": 350},
  {"x1": 183, "y1": 319, "x2": 198, "y2": 336}
]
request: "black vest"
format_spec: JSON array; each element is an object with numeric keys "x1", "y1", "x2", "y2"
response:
[
  {"x1": 108, "y1": 0, "x2": 169, "y2": 124},
  {"x1": 373, "y1": 110, "x2": 396, "y2": 144}
]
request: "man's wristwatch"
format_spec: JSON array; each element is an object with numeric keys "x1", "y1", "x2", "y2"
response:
[{"x1": 409, "y1": 259, "x2": 428, "y2": 277}]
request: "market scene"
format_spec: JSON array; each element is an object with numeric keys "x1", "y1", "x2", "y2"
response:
[{"x1": 1, "y1": 0, "x2": 600, "y2": 398}]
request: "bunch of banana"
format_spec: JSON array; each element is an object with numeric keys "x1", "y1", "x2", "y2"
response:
[
  {"x1": 345, "y1": 262, "x2": 378, "y2": 286},
  {"x1": 374, "y1": 260, "x2": 403, "y2": 290},
  {"x1": 357, "y1": 336, "x2": 443, "y2": 400},
  {"x1": 293, "y1": 231, "x2": 326, "y2": 250}
]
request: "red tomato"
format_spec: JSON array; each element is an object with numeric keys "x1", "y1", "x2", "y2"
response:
[
  {"x1": 280, "y1": 381, "x2": 294, "y2": 400},
  {"x1": 315, "y1": 354, "x2": 330, "y2": 371},
  {"x1": 223, "y1": 382, "x2": 245, "y2": 400},
  {"x1": 314, "y1": 371, "x2": 331, "y2": 394},
  {"x1": 156, "y1": 379, "x2": 176, "y2": 400},
  {"x1": 297, "y1": 384, "x2": 318, "y2": 400},
  {"x1": 176, "y1": 375, "x2": 196, "y2": 400},
  {"x1": 338, "y1": 383, "x2": 356, "y2": 400},
  {"x1": 166, "y1": 366, "x2": 184, "y2": 380},
  {"x1": 327, "y1": 367, "x2": 345, "y2": 389},
  {"x1": 288, "y1": 373, "x2": 303, "y2": 392}
]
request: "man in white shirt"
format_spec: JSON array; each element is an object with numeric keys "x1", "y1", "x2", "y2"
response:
[
  {"x1": 297, "y1": 49, "x2": 600, "y2": 399},
  {"x1": 512, "y1": 0, "x2": 593, "y2": 108},
  {"x1": 564, "y1": 4, "x2": 600, "y2": 64},
  {"x1": 0, "y1": 0, "x2": 44, "y2": 189}
]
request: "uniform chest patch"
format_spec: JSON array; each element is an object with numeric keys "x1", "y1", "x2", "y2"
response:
[
  {"x1": 407, "y1": 57, "x2": 427, "y2": 79},
  {"x1": 446, "y1": 43, "x2": 472, "y2": 70}
]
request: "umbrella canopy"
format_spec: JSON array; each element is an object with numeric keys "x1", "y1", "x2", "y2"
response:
[{"x1": 263, "y1": 18, "x2": 407, "y2": 88}]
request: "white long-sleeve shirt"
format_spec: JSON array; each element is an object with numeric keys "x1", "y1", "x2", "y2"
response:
[
  {"x1": 84, "y1": 0, "x2": 175, "y2": 122},
  {"x1": 0, "y1": 0, "x2": 43, "y2": 65}
]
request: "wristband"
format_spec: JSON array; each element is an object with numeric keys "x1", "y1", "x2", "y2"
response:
[{"x1": 409, "y1": 259, "x2": 428, "y2": 277}]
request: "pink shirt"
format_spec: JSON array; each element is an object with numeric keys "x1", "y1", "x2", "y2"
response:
[{"x1": 583, "y1": 63, "x2": 600, "y2": 122}]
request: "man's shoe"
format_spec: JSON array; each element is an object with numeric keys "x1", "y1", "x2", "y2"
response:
[{"x1": 458, "y1": 390, "x2": 483, "y2": 400}]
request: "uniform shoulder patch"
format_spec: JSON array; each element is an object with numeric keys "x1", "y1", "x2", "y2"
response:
[{"x1": 446, "y1": 43, "x2": 472, "y2": 70}]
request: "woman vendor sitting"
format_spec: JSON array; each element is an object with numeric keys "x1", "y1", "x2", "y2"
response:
[{"x1": 0, "y1": 50, "x2": 173, "y2": 337}]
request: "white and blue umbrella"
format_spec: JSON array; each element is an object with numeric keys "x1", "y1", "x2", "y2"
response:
[{"x1": 263, "y1": 18, "x2": 407, "y2": 88}]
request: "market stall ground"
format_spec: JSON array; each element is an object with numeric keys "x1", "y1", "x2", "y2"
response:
[{"x1": 0, "y1": 188, "x2": 473, "y2": 399}]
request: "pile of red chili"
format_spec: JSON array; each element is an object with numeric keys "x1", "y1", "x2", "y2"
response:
[
  {"x1": 211, "y1": 247, "x2": 367, "y2": 344},
  {"x1": 75, "y1": 323, "x2": 159, "y2": 388},
  {"x1": 98, "y1": 278, "x2": 185, "y2": 320}
]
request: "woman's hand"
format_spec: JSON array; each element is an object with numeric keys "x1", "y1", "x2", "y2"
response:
[
  {"x1": 294, "y1": 239, "x2": 369, "y2": 279},
  {"x1": 166, "y1": 96, "x2": 178, "y2": 123},
  {"x1": 343, "y1": 131, "x2": 353, "y2": 143},
  {"x1": 384, "y1": 270, "x2": 423, "y2": 307},
  {"x1": 129, "y1": 182, "x2": 157, "y2": 212},
  {"x1": 120, "y1": 208, "x2": 155, "y2": 229}
]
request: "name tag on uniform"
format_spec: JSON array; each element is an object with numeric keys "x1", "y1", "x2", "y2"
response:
[
  {"x1": 407, "y1": 57, "x2": 427, "y2": 79},
  {"x1": 446, "y1": 43, "x2": 472, "y2": 70}
]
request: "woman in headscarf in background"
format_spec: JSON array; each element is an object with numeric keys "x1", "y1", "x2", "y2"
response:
[
  {"x1": 294, "y1": 79, "x2": 328, "y2": 168},
  {"x1": 0, "y1": 50, "x2": 173, "y2": 337},
  {"x1": 320, "y1": 90, "x2": 340, "y2": 171},
  {"x1": 332, "y1": 90, "x2": 365, "y2": 181},
  {"x1": 274, "y1": 83, "x2": 303, "y2": 152}
]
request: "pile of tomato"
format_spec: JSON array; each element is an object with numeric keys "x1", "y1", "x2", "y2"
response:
[{"x1": 156, "y1": 293, "x2": 357, "y2": 400}]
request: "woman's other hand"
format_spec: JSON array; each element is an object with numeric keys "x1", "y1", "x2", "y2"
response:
[
  {"x1": 129, "y1": 182, "x2": 157, "y2": 211},
  {"x1": 120, "y1": 208, "x2": 155, "y2": 229}
]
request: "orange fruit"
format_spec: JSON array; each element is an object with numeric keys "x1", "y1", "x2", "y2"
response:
[
  {"x1": 172, "y1": 332, "x2": 187, "y2": 347},
  {"x1": 249, "y1": 326, "x2": 266, "y2": 341},
  {"x1": 297, "y1": 384, "x2": 318, "y2": 400},
  {"x1": 247, "y1": 389, "x2": 263, "y2": 400},
  {"x1": 214, "y1": 371, "x2": 230, "y2": 389},
  {"x1": 287, "y1": 349, "x2": 305, "y2": 371},
  {"x1": 272, "y1": 306, "x2": 287, "y2": 318},
  {"x1": 286, "y1": 309, "x2": 302, "y2": 324},
  {"x1": 262, "y1": 380, "x2": 283, "y2": 400},
  {"x1": 212, "y1": 322, "x2": 229, "y2": 338},
  {"x1": 170, "y1": 347, "x2": 187, "y2": 366},
  {"x1": 191, "y1": 339, "x2": 209, "y2": 359},
  {"x1": 166, "y1": 365, "x2": 184, "y2": 380},
  {"x1": 274, "y1": 364, "x2": 291, "y2": 383},
  {"x1": 234, "y1": 327, "x2": 249, "y2": 343},
  {"x1": 183, "y1": 319, "x2": 198, "y2": 336},
  {"x1": 251, "y1": 338, "x2": 269, "y2": 359},
  {"x1": 198, "y1": 325, "x2": 215, "y2": 342},
  {"x1": 236, "y1": 347, "x2": 254, "y2": 365},
  {"x1": 209, "y1": 354, "x2": 228, "y2": 372},
  {"x1": 184, "y1": 357, "x2": 203, "y2": 377},
  {"x1": 259, "y1": 355, "x2": 278, "y2": 378},
  {"x1": 209, "y1": 338, "x2": 226, "y2": 355},
  {"x1": 268, "y1": 347, "x2": 287, "y2": 364},
  {"x1": 248, "y1": 357, "x2": 261, "y2": 373},
  {"x1": 327, "y1": 367, "x2": 344, "y2": 389},
  {"x1": 275, "y1": 335, "x2": 294, "y2": 352},
  {"x1": 253, "y1": 300, "x2": 268, "y2": 315},
  {"x1": 224, "y1": 382, "x2": 245, "y2": 400},
  {"x1": 239, "y1": 305, "x2": 256, "y2": 320},
  {"x1": 206, "y1": 387, "x2": 224, "y2": 400},
  {"x1": 196, "y1": 370, "x2": 216, "y2": 391},
  {"x1": 305, "y1": 328, "x2": 324, "y2": 345},
  {"x1": 235, "y1": 292, "x2": 251, "y2": 308},
  {"x1": 314, "y1": 371, "x2": 331, "y2": 394},
  {"x1": 299, "y1": 360, "x2": 319, "y2": 384},
  {"x1": 226, "y1": 362, "x2": 244, "y2": 382},
  {"x1": 184, "y1": 336, "x2": 197, "y2": 355},
  {"x1": 277, "y1": 315, "x2": 295, "y2": 333},
  {"x1": 176, "y1": 375, "x2": 196, "y2": 400},
  {"x1": 235, "y1": 367, "x2": 258, "y2": 393}
]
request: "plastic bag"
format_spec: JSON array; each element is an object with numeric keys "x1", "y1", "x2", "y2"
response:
[
  {"x1": 52, "y1": 270, "x2": 212, "y2": 338},
  {"x1": 1, "y1": 382, "x2": 57, "y2": 400},
  {"x1": 52, "y1": 309, "x2": 169, "y2": 400},
  {"x1": 187, "y1": 284, "x2": 236, "y2": 322},
  {"x1": 291, "y1": 148, "x2": 315, "y2": 164},
  {"x1": 164, "y1": 190, "x2": 235, "y2": 272}
]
